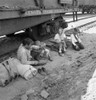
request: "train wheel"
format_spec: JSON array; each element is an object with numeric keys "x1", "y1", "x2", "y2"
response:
[
  {"x1": 27, "y1": 17, "x2": 67, "y2": 41},
  {"x1": 27, "y1": 25, "x2": 52, "y2": 41},
  {"x1": 27, "y1": 21, "x2": 57, "y2": 41},
  {"x1": 82, "y1": 10, "x2": 84, "y2": 14},
  {"x1": 6, "y1": 33, "x2": 15, "y2": 37}
]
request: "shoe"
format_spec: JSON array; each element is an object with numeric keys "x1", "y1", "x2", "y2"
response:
[
  {"x1": 38, "y1": 68, "x2": 42, "y2": 74},
  {"x1": 62, "y1": 50, "x2": 65, "y2": 53},
  {"x1": 38, "y1": 68, "x2": 47, "y2": 76},
  {"x1": 42, "y1": 67, "x2": 49, "y2": 75},
  {"x1": 48, "y1": 57, "x2": 53, "y2": 61},
  {"x1": 58, "y1": 52, "x2": 63, "y2": 56}
]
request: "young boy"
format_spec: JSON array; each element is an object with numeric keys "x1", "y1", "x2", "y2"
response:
[
  {"x1": 31, "y1": 40, "x2": 52, "y2": 61},
  {"x1": 71, "y1": 28, "x2": 84, "y2": 51},
  {"x1": 54, "y1": 26, "x2": 67, "y2": 56}
]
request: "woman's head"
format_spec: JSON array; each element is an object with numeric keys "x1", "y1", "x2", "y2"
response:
[{"x1": 58, "y1": 27, "x2": 63, "y2": 35}]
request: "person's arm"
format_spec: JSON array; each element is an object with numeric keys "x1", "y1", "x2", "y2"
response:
[
  {"x1": 20, "y1": 53, "x2": 38, "y2": 65},
  {"x1": 71, "y1": 34, "x2": 77, "y2": 46},
  {"x1": 54, "y1": 34, "x2": 60, "y2": 43},
  {"x1": 61, "y1": 33, "x2": 66, "y2": 42},
  {"x1": 40, "y1": 42, "x2": 46, "y2": 48},
  {"x1": 76, "y1": 35, "x2": 82, "y2": 43}
]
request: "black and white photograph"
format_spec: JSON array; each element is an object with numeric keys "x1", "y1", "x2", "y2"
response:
[{"x1": 0, "y1": 0, "x2": 96, "y2": 100}]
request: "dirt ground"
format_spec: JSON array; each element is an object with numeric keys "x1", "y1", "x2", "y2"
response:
[{"x1": 0, "y1": 30, "x2": 96, "y2": 100}]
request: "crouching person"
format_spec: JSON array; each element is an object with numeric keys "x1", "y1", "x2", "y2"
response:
[
  {"x1": 31, "y1": 40, "x2": 52, "y2": 61},
  {"x1": 71, "y1": 28, "x2": 84, "y2": 51},
  {"x1": 54, "y1": 26, "x2": 67, "y2": 56}
]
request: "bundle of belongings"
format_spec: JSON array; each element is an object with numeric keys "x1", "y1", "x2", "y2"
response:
[{"x1": 0, "y1": 57, "x2": 37, "y2": 87}]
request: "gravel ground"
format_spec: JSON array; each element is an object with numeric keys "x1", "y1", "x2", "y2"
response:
[{"x1": 0, "y1": 21, "x2": 96, "y2": 100}]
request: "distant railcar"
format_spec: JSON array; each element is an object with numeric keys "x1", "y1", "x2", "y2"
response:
[{"x1": 78, "y1": 0, "x2": 96, "y2": 13}]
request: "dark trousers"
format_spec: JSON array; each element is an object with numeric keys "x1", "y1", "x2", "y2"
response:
[{"x1": 72, "y1": 42, "x2": 84, "y2": 51}]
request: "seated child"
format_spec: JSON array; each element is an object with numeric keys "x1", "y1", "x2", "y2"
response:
[
  {"x1": 71, "y1": 28, "x2": 84, "y2": 51},
  {"x1": 54, "y1": 26, "x2": 67, "y2": 56}
]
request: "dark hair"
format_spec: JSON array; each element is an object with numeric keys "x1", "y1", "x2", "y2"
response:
[
  {"x1": 22, "y1": 38, "x2": 34, "y2": 46},
  {"x1": 59, "y1": 21, "x2": 68, "y2": 29},
  {"x1": 74, "y1": 28, "x2": 80, "y2": 32}
]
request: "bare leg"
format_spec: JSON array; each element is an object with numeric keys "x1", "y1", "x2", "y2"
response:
[{"x1": 58, "y1": 43, "x2": 63, "y2": 56}]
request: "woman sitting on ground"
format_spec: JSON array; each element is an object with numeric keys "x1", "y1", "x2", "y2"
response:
[{"x1": 54, "y1": 25, "x2": 67, "y2": 56}]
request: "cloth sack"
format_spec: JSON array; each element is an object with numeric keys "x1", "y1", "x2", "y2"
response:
[
  {"x1": 0, "y1": 62, "x2": 10, "y2": 86},
  {"x1": 5, "y1": 58, "x2": 18, "y2": 78},
  {"x1": 0, "y1": 57, "x2": 37, "y2": 86},
  {"x1": 10, "y1": 58, "x2": 37, "y2": 80},
  {"x1": 0, "y1": 58, "x2": 19, "y2": 86}
]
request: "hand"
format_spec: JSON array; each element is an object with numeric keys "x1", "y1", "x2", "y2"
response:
[
  {"x1": 55, "y1": 39, "x2": 60, "y2": 43},
  {"x1": 34, "y1": 61, "x2": 39, "y2": 65},
  {"x1": 75, "y1": 45, "x2": 78, "y2": 49}
]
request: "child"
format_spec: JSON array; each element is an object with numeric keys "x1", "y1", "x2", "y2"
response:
[
  {"x1": 54, "y1": 26, "x2": 67, "y2": 56},
  {"x1": 31, "y1": 41, "x2": 52, "y2": 61},
  {"x1": 71, "y1": 28, "x2": 84, "y2": 51}
]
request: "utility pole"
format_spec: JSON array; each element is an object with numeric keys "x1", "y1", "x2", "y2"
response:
[
  {"x1": 73, "y1": 11, "x2": 75, "y2": 22},
  {"x1": 72, "y1": 0, "x2": 78, "y2": 21}
]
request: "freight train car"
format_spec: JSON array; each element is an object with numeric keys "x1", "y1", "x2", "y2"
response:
[
  {"x1": 78, "y1": 0, "x2": 96, "y2": 14},
  {"x1": 0, "y1": 0, "x2": 78, "y2": 40}
]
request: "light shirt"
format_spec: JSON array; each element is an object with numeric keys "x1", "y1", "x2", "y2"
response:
[
  {"x1": 54, "y1": 33, "x2": 66, "y2": 43},
  {"x1": 17, "y1": 44, "x2": 32, "y2": 64},
  {"x1": 71, "y1": 34, "x2": 81, "y2": 46}
]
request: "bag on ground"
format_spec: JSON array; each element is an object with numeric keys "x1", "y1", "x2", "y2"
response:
[
  {"x1": 10, "y1": 58, "x2": 37, "y2": 80},
  {"x1": 0, "y1": 62, "x2": 10, "y2": 86},
  {"x1": 0, "y1": 57, "x2": 37, "y2": 86}
]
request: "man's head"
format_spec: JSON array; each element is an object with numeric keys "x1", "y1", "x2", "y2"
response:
[
  {"x1": 22, "y1": 38, "x2": 34, "y2": 49},
  {"x1": 73, "y1": 28, "x2": 80, "y2": 35},
  {"x1": 35, "y1": 40, "x2": 41, "y2": 46}
]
